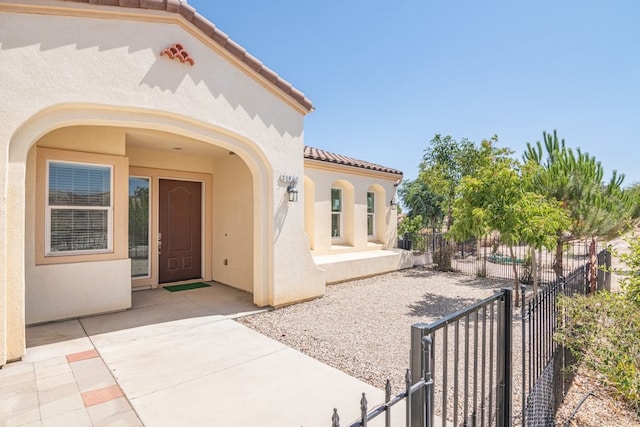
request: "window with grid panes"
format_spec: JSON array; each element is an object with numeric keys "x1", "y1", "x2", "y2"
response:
[
  {"x1": 331, "y1": 188, "x2": 342, "y2": 238},
  {"x1": 46, "y1": 161, "x2": 112, "y2": 255}
]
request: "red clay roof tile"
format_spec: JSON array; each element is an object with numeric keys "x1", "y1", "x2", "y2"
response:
[{"x1": 304, "y1": 146, "x2": 403, "y2": 176}]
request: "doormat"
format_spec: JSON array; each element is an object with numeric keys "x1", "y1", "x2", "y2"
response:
[{"x1": 163, "y1": 282, "x2": 211, "y2": 292}]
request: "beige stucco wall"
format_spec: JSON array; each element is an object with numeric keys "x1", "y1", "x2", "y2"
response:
[
  {"x1": 26, "y1": 260, "x2": 132, "y2": 324},
  {"x1": 304, "y1": 161, "x2": 400, "y2": 256},
  {"x1": 24, "y1": 142, "x2": 132, "y2": 325},
  {"x1": 0, "y1": 2, "x2": 324, "y2": 364},
  {"x1": 314, "y1": 250, "x2": 413, "y2": 284},
  {"x1": 211, "y1": 155, "x2": 254, "y2": 292}
]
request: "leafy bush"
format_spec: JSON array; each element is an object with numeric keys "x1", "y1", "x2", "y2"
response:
[
  {"x1": 616, "y1": 234, "x2": 640, "y2": 306},
  {"x1": 398, "y1": 214, "x2": 423, "y2": 237},
  {"x1": 557, "y1": 292, "x2": 640, "y2": 415},
  {"x1": 433, "y1": 242, "x2": 454, "y2": 271},
  {"x1": 519, "y1": 254, "x2": 533, "y2": 285}
]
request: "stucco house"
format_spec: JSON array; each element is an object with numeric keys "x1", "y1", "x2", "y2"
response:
[{"x1": 0, "y1": 0, "x2": 410, "y2": 366}]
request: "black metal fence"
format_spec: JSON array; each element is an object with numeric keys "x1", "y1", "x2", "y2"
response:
[
  {"x1": 400, "y1": 232, "x2": 592, "y2": 285},
  {"x1": 334, "y1": 251, "x2": 611, "y2": 426},
  {"x1": 333, "y1": 289, "x2": 514, "y2": 427},
  {"x1": 414, "y1": 289, "x2": 513, "y2": 427},
  {"x1": 519, "y1": 265, "x2": 587, "y2": 427},
  {"x1": 331, "y1": 337, "x2": 434, "y2": 427}
]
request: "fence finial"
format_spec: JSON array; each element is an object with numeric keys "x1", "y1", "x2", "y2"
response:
[
  {"x1": 331, "y1": 408, "x2": 340, "y2": 427},
  {"x1": 360, "y1": 393, "x2": 368, "y2": 426}
]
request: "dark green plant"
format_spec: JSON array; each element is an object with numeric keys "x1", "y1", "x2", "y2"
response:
[
  {"x1": 519, "y1": 254, "x2": 533, "y2": 286},
  {"x1": 615, "y1": 234, "x2": 640, "y2": 306},
  {"x1": 557, "y1": 292, "x2": 640, "y2": 415},
  {"x1": 433, "y1": 241, "x2": 454, "y2": 271},
  {"x1": 556, "y1": 233, "x2": 640, "y2": 416},
  {"x1": 524, "y1": 130, "x2": 632, "y2": 284}
]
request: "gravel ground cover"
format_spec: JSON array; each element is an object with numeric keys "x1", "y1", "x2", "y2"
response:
[
  {"x1": 237, "y1": 267, "x2": 516, "y2": 422},
  {"x1": 237, "y1": 265, "x2": 640, "y2": 426}
]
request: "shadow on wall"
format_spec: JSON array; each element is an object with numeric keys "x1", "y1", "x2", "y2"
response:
[
  {"x1": 0, "y1": 12, "x2": 302, "y2": 138},
  {"x1": 273, "y1": 181, "x2": 291, "y2": 243}
]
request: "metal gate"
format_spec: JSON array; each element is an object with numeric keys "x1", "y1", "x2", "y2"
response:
[
  {"x1": 333, "y1": 289, "x2": 513, "y2": 427},
  {"x1": 333, "y1": 252, "x2": 609, "y2": 427}
]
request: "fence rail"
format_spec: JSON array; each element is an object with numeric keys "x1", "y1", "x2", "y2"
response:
[
  {"x1": 400, "y1": 233, "x2": 592, "y2": 285},
  {"x1": 333, "y1": 250, "x2": 611, "y2": 427},
  {"x1": 332, "y1": 340, "x2": 434, "y2": 427},
  {"x1": 334, "y1": 289, "x2": 513, "y2": 427},
  {"x1": 519, "y1": 259, "x2": 604, "y2": 427}
]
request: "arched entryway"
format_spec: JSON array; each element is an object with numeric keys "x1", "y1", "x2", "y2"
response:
[{"x1": 8, "y1": 105, "x2": 275, "y2": 326}]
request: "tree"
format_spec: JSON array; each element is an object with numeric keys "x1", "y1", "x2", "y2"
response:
[
  {"x1": 625, "y1": 182, "x2": 640, "y2": 220},
  {"x1": 418, "y1": 134, "x2": 484, "y2": 229},
  {"x1": 450, "y1": 140, "x2": 569, "y2": 304},
  {"x1": 397, "y1": 179, "x2": 443, "y2": 230},
  {"x1": 523, "y1": 131, "x2": 632, "y2": 291}
]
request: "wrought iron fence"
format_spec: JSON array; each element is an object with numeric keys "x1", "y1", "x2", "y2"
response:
[
  {"x1": 331, "y1": 337, "x2": 434, "y2": 427},
  {"x1": 333, "y1": 251, "x2": 611, "y2": 426},
  {"x1": 333, "y1": 289, "x2": 513, "y2": 427},
  {"x1": 415, "y1": 289, "x2": 513, "y2": 427},
  {"x1": 520, "y1": 253, "x2": 609, "y2": 427},
  {"x1": 400, "y1": 233, "x2": 592, "y2": 285}
]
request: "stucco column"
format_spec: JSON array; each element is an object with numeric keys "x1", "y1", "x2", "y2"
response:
[
  {"x1": 4, "y1": 161, "x2": 26, "y2": 361},
  {"x1": 0, "y1": 154, "x2": 7, "y2": 365}
]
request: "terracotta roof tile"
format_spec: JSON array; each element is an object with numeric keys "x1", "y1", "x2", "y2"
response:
[
  {"x1": 62, "y1": 0, "x2": 313, "y2": 112},
  {"x1": 304, "y1": 146, "x2": 403, "y2": 176}
]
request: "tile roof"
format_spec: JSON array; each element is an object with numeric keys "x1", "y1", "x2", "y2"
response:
[
  {"x1": 304, "y1": 146, "x2": 403, "y2": 176},
  {"x1": 63, "y1": 0, "x2": 313, "y2": 112}
]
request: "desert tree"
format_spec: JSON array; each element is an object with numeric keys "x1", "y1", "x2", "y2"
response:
[
  {"x1": 523, "y1": 130, "x2": 632, "y2": 291},
  {"x1": 450, "y1": 140, "x2": 569, "y2": 305},
  {"x1": 418, "y1": 134, "x2": 484, "y2": 230}
]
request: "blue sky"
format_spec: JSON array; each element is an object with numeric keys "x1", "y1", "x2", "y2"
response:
[{"x1": 189, "y1": 1, "x2": 640, "y2": 186}]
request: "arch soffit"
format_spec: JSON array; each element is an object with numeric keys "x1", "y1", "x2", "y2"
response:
[
  {"x1": 331, "y1": 178, "x2": 355, "y2": 191},
  {"x1": 9, "y1": 104, "x2": 273, "y2": 178}
]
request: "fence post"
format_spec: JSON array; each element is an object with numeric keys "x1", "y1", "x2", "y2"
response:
[
  {"x1": 605, "y1": 249, "x2": 612, "y2": 291},
  {"x1": 423, "y1": 335, "x2": 433, "y2": 427},
  {"x1": 410, "y1": 323, "x2": 430, "y2": 427},
  {"x1": 520, "y1": 285, "x2": 526, "y2": 427},
  {"x1": 496, "y1": 288, "x2": 513, "y2": 427}
]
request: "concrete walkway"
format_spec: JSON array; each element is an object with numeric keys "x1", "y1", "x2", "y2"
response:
[{"x1": 1, "y1": 283, "x2": 401, "y2": 426}]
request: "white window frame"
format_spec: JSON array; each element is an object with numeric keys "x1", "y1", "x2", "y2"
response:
[
  {"x1": 45, "y1": 160, "x2": 114, "y2": 256},
  {"x1": 367, "y1": 191, "x2": 375, "y2": 237},
  {"x1": 331, "y1": 188, "x2": 342, "y2": 239}
]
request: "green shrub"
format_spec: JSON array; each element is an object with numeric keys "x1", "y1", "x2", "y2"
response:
[
  {"x1": 616, "y1": 234, "x2": 640, "y2": 306},
  {"x1": 433, "y1": 242, "x2": 454, "y2": 271},
  {"x1": 519, "y1": 254, "x2": 533, "y2": 285},
  {"x1": 557, "y1": 291, "x2": 640, "y2": 414}
]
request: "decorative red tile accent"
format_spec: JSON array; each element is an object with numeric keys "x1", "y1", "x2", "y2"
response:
[
  {"x1": 161, "y1": 43, "x2": 195, "y2": 66},
  {"x1": 81, "y1": 385, "x2": 124, "y2": 407},
  {"x1": 66, "y1": 349, "x2": 99, "y2": 363}
]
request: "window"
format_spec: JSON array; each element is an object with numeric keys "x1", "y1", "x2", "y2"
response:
[
  {"x1": 331, "y1": 188, "x2": 342, "y2": 237},
  {"x1": 46, "y1": 161, "x2": 112, "y2": 255},
  {"x1": 129, "y1": 177, "x2": 150, "y2": 278},
  {"x1": 367, "y1": 192, "x2": 375, "y2": 236}
]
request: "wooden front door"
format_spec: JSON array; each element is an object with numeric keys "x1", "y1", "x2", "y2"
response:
[{"x1": 159, "y1": 179, "x2": 202, "y2": 283}]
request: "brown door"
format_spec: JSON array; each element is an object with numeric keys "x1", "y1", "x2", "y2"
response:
[{"x1": 159, "y1": 179, "x2": 202, "y2": 283}]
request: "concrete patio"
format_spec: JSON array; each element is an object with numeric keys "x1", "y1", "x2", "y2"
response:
[{"x1": 0, "y1": 283, "x2": 402, "y2": 426}]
